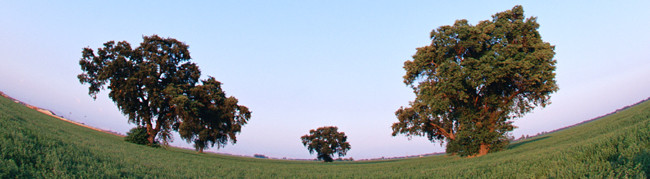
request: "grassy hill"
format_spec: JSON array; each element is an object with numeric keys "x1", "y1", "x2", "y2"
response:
[{"x1": 1, "y1": 95, "x2": 648, "y2": 178}]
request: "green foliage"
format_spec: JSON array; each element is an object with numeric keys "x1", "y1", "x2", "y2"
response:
[
  {"x1": 301, "y1": 126, "x2": 351, "y2": 162},
  {"x1": 124, "y1": 126, "x2": 160, "y2": 147},
  {"x1": 1, "y1": 94, "x2": 649, "y2": 177},
  {"x1": 392, "y1": 5, "x2": 558, "y2": 156},
  {"x1": 124, "y1": 126, "x2": 149, "y2": 145},
  {"x1": 77, "y1": 35, "x2": 250, "y2": 149},
  {"x1": 174, "y1": 77, "x2": 251, "y2": 153}
]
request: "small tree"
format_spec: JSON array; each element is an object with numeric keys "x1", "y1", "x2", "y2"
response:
[
  {"x1": 301, "y1": 126, "x2": 351, "y2": 162},
  {"x1": 392, "y1": 5, "x2": 557, "y2": 157},
  {"x1": 124, "y1": 126, "x2": 150, "y2": 145}
]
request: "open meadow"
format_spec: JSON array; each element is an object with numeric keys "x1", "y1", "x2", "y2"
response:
[{"x1": 1, "y1": 95, "x2": 648, "y2": 178}]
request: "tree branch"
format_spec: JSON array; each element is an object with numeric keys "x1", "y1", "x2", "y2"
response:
[{"x1": 430, "y1": 122, "x2": 455, "y2": 140}]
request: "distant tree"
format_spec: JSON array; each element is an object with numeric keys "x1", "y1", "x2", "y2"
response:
[
  {"x1": 392, "y1": 5, "x2": 557, "y2": 157},
  {"x1": 253, "y1": 154, "x2": 268, "y2": 159},
  {"x1": 78, "y1": 35, "x2": 250, "y2": 149},
  {"x1": 301, "y1": 126, "x2": 351, "y2": 162},
  {"x1": 173, "y1": 77, "x2": 251, "y2": 153}
]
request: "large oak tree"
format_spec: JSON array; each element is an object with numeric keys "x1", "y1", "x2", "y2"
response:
[
  {"x1": 392, "y1": 6, "x2": 557, "y2": 156},
  {"x1": 78, "y1": 35, "x2": 250, "y2": 150}
]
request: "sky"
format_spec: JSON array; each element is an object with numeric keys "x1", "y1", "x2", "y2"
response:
[{"x1": 1, "y1": 1, "x2": 649, "y2": 160}]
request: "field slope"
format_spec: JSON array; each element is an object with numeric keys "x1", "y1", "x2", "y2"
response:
[{"x1": 1, "y1": 95, "x2": 649, "y2": 178}]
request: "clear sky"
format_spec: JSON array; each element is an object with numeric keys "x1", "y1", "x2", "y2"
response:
[{"x1": 1, "y1": 1, "x2": 649, "y2": 160}]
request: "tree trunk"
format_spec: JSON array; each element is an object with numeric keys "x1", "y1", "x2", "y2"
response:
[
  {"x1": 198, "y1": 147, "x2": 204, "y2": 153},
  {"x1": 478, "y1": 143, "x2": 489, "y2": 156},
  {"x1": 146, "y1": 121, "x2": 156, "y2": 145},
  {"x1": 147, "y1": 134, "x2": 155, "y2": 145}
]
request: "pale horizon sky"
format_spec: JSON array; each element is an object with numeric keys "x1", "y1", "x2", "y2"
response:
[{"x1": 1, "y1": 1, "x2": 649, "y2": 160}]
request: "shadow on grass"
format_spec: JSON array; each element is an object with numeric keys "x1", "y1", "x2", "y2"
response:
[{"x1": 508, "y1": 136, "x2": 550, "y2": 149}]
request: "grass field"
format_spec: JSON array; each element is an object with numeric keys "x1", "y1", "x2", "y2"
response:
[{"x1": 1, "y1": 95, "x2": 648, "y2": 178}]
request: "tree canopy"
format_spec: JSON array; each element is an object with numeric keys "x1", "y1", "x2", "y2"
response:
[
  {"x1": 174, "y1": 77, "x2": 251, "y2": 153},
  {"x1": 392, "y1": 5, "x2": 557, "y2": 157},
  {"x1": 301, "y1": 126, "x2": 351, "y2": 162},
  {"x1": 78, "y1": 35, "x2": 250, "y2": 150}
]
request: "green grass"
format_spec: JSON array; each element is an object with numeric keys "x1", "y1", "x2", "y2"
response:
[{"x1": 1, "y1": 95, "x2": 649, "y2": 178}]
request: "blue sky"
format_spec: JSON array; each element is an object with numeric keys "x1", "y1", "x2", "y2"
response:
[{"x1": 1, "y1": 1, "x2": 649, "y2": 159}]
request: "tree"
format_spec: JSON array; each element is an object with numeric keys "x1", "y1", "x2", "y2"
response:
[
  {"x1": 173, "y1": 77, "x2": 251, "y2": 153},
  {"x1": 391, "y1": 6, "x2": 557, "y2": 157},
  {"x1": 78, "y1": 35, "x2": 250, "y2": 150},
  {"x1": 301, "y1": 126, "x2": 351, "y2": 162}
]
